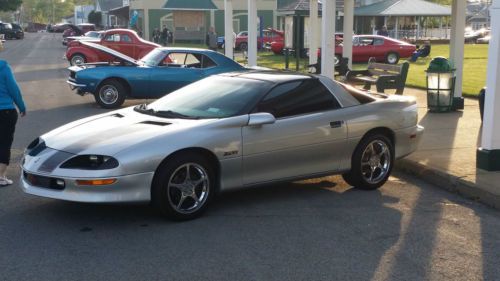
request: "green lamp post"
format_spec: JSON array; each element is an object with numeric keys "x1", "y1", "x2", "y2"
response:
[{"x1": 426, "y1": 57, "x2": 456, "y2": 112}]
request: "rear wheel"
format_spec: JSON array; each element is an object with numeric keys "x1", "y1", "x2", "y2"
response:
[
  {"x1": 385, "y1": 52, "x2": 400, "y2": 64},
  {"x1": 152, "y1": 152, "x2": 215, "y2": 221},
  {"x1": 70, "y1": 54, "x2": 86, "y2": 66},
  {"x1": 342, "y1": 133, "x2": 394, "y2": 190},
  {"x1": 94, "y1": 79, "x2": 127, "y2": 109},
  {"x1": 239, "y1": 42, "x2": 248, "y2": 51}
]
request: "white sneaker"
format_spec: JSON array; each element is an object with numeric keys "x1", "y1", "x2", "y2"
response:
[{"x1": 0, "y1": 177, "x2": 13, "y2": 186}]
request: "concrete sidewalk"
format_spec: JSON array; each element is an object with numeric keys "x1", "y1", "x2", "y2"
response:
[{"x1": 391, "y1": 87, "x2": 500, "y2": 209}]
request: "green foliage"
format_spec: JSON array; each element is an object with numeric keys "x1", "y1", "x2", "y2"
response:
[
  {"x1": 0, "y1": 0, "x2": 22, "y2": 12},
  {"x1": 22, "y1": 0, "x2": 95, "y2": 24},
  {"x1": 88, "y1": 10, "x2": 101, "y2": 26}
]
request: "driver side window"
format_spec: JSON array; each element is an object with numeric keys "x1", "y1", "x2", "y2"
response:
[
  {"x1": 256, "y1": 79, "x2": 341, "y2": 118},
  {"x1": 105, "y1": 34, "x2": 120, "y2": 42}
]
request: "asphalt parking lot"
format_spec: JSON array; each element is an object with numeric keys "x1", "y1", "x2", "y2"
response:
[{"x1": 0, "y1": 33, "x2": 499, "y2": 281}]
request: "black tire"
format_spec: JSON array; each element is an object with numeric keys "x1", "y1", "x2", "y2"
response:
[
  {"x1": 334, "y1": 55, "x2": 342, "y2": 66},
  {"x1": 152, "y1": 152, "x2": 216, "y2": 221},
  {"x1": 70, "y1": 53, "x2": 86, "y2": 66},
  {"x1": 342, "y1": 133, "x2": 394, "y2": 190},
  {"x1": 239, "y1": 42, "x2": 248, "y2": 51},
  {"x1": 385, "y1": 52, "x2": 400, "y2": 64},
  {"x1": 94, "y1": 79, "x2": 127, "y2": 109}
]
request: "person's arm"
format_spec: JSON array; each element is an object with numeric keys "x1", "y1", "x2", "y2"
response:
[
  {"x1": 206, "y1": 34, "x2": 209, "y2": 46},
  {"x1": 4, "y1": 64, "x2": 26, "y2": 114}
]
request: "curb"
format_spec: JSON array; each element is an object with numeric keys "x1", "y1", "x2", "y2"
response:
[{"x1": 395, "y1": 159, "x2": 500, "y2": 210}]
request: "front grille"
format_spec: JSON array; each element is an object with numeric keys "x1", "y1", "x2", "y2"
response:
[
  {"x1": 23, "y1": 172, "x2": 65, "y2": 190},
  {"x1": 70, "y1": 71, "x2": 76, "y2": 79}
]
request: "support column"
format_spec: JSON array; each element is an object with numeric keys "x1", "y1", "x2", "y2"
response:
[
  {"x1": 210, "y1": 10, "x2": 215, "y2": 28},
  {"x1": 449, "y1": 0, "x2": 466, "y2": 108},
  {"x1": 416, "y1": 16, "x2": 420, "y2": 41},
  {"x1": 321, "y1": 0, "x2": 336, "y2": 78},
  {"x1": 224, "y1": 0, "x2": 234, "y2": 59},
  {"x1": 247, "y1": 0, "x2": 258, "y2": 67},
  {"x1": 478, "y1": 0, "x2": 500, "y2": 171},
  {"x1": 144, "y1": 9, "x2": 150, "y2": 40},
  {"x1": 395, "y1": 17, "x2": 399, "y2": 39},
  {"x1": 343, "y1": 0, "x2": 354, "y2": 69},
  {"x1": 309, "y1": 0, "x2": 319, "y2": 66},
  {"x1": 439, "y1": 17, "x2": 443, "y2": 38}
]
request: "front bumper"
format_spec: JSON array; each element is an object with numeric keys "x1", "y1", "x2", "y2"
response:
[{"x1": 20, "y1": 169, "x2": 154, "y2": 203}]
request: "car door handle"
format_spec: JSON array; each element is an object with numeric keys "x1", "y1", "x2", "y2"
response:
[{"x1": 330, "y1": 121, "x2": 344, "y2": 128}]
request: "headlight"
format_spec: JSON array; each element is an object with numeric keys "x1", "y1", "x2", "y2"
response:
[{"x1": 60, "y1": 155, "x2": 119, "y2": 170}]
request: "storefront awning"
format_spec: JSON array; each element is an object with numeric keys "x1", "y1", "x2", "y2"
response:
[{"x1": 162, "y1": 0, "x2": 218, "y2": 11}]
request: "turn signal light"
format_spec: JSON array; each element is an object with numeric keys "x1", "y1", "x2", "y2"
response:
[{"x1": 76, "y1": 179, "x2": 117, "y2": 186}]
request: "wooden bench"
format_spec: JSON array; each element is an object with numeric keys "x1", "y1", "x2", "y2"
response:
[{"x1": 346, "y1": 61, "x2": 409, "y2": 95}]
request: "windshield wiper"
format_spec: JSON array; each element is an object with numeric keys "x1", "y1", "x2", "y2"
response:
[
  {"x1": 134, "y1": 105, "x2": 199, "y2": 119},
  {"x1": 154, "y1": 110, "x2": 200, "y2": 119},
  {"x1": 134, "y1": 103, "x2": 155, "y2": 115}
]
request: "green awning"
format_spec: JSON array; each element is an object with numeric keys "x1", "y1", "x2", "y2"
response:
[
  {"x1": 163, "y1": 0, "x2": 218, "y2": 10},
  {"x1": 355, "y1": 0, "x2": 451, "y2": 16}
]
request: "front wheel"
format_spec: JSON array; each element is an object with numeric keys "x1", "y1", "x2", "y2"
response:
[
  {"x1": 70, "y1": 54, "x2": 86, "y2": 66},
  {"x1": 152, "y1": 153, "x2": 215, "y2": 221},
  {"x1": 342, "y1": 134, "x2": 394, "y2": 190},
  {"x1": 94, "y1": 80, "x2": 127, "y2": 109}
]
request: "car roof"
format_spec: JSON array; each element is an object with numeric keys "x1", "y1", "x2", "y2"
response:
[{"x1": 218, "y1": 70, "x2": 315, "y2": 83}]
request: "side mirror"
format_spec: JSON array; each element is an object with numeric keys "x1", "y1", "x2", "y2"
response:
[{"x1": 248, "y1": 112, "x2": 276, "y2": 126}]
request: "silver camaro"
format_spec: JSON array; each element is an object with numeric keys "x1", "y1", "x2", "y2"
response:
[{"x1": 21, "y1": 71, "x2": 424, "y2": 220}]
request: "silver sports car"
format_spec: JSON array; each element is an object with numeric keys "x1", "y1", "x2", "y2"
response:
[{"x1": 21, "y1": 71, "x2": 423, "y2": 220}]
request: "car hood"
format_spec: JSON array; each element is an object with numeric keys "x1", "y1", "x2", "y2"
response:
[
  {"x1": 41, "y1": 107, "x2": 212, "y2": 156},
  {"x1": 81, "y1": 41, "x2": 140, "y2": 66}
]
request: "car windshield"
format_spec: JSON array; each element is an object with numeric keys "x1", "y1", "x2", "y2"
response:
[
  {"x1": 140, "y1": 49, "x2": 165, "y2": 66},
  {"x1": 135, "y1": 76, "x2": 271, "y2": 119},
  {"x1": 85, "y1": 31, "x2": 100, "y2": 38}
]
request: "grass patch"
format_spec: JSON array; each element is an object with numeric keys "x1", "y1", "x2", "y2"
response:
[{"x1": 170, "y1": 43, "x2": 489, "y2": 97}]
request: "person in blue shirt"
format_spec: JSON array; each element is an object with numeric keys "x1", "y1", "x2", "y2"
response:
[{"x1": 0, "y1": 58, "x2": 26, "y2": 186}]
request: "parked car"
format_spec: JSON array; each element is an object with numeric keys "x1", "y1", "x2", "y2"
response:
[
  {"x1": 0, "y1": 22, "x2": 24, "y2": 39},
  {"x1": 49, "y1": 23, "x2": 72, "y2": 33},
  {"x1": 77, "y1": 23, "x2": 96, "y2": 33},
  {"x1": 66, "y1": 29, "x2": 160, "y2": 65},
  {"x1": 234, "y1": 28, "x2": 284, "y2": 51},
  {"x1": 11, "y1": 23, "x2": 24, "y2": 39},
  {"x1": 63, "y1": 31, "x2": 103, "y2": 46},
  {"x1": 271, "y1": 33, "x2": 344, "y2": 55},
  {"x1": 476, "y1": 34, "x2": 491, "y2": 44},
  {"x1": 67, "y1": 43, "x2": 244, "y2": 108},
  {"x1": 316, "y1": 35, "x2": 416, "y2": 65},
  {"x1": 22, "y1": 71, "x2": 423, "y2": 220}
]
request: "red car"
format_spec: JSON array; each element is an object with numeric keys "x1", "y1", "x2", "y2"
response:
[
  {"x1": 270, "y1": 33, "x2": 344, "y2": 55},
  {"x1": 321, "y1": 35, "x2": 416, "y2": 65},
  {"x1": 66, "y1": 29, "x2": 160, "y2": 65},
  {"x1": 235, "y1": 28, "x2": 284, "y2": 51}
]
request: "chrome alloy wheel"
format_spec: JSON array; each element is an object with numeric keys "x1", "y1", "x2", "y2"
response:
[
  {"x1": 167, "y1": 163, "x2": 210, "y2": 214},
  {"x1": 99, "y1": 85, "x2": 119, "y2": 105},
  {"x1": 387, "y1": 53, "x2": 398, "y2": 64},
  {"x1": 71, "y1": 55, "x2": 85, "y2": 66},
  {"x1": 360, "y1": 140, "x2": 391, "y2": 184}
]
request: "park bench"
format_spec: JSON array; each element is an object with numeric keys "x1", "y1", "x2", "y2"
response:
[
  {"x1": 346, "y1": 60, "x2": 409, "y2": 95},
  {"x1": 307, "y1": 57, "x2": 350, "y2": 76}
]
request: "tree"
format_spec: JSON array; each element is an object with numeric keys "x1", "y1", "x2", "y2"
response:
[
  {"x1": 88, "y1": 10, "x2": 101, "y2": 26},
  {"x1": 0, "y1": 0, "x2": 22, "y2": 12}
]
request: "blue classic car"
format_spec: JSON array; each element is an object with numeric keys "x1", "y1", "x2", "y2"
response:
[{"x1": 67, "y1": 42, "x2": 244, "y2": 108}]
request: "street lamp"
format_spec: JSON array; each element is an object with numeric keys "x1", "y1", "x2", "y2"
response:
[{"x1": 426, "y1": 56, "x2": 456, "y2": 112}]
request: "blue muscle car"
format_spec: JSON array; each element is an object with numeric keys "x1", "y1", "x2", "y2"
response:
[{"x1": 67, "y1": 42, "x2": 244, "y2": 108}]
